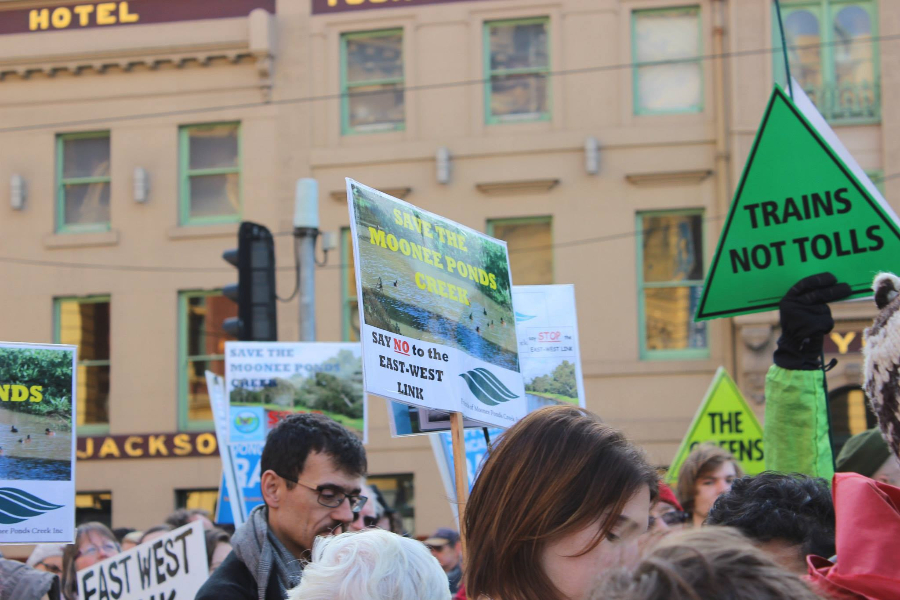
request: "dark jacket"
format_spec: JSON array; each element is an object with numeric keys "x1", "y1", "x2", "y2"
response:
[{"x1": 195, "y1": 551, "x2": 283, "y2": 600}]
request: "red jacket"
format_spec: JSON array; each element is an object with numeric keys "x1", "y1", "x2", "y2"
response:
[{"x1": 807, "y1": 473, "x2": 900, "y2": 600}]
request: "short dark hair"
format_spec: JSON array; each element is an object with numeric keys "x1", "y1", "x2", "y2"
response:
[
  {"x1": 165, "y1": 507, "x2": 210, "y2": 529},
  {"x1": 706, "y1": 472, "x2": 835, "y2": 558},
  {"x1": 139, "y1": 524, "x2": 172, "y2": 544},
  {"x1": 260, "y1": 413, "x2": 366, "y2": 488},
  {"x1": 204, "y1": 527, "x2": 232, "y2": 567}
]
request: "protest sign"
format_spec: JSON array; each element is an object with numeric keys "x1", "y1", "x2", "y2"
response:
[
  {"x1": 214, "y1": 439, "x2": 266, "y2": 525},
  {"x1": 206, "y1": 370, "x2": 244, "y2": 526},
  {"x1": 665, "y1": 367, "x2": 764, "y2": 485},
  {"x1": 391, "y1": 284, "x2": 586, "y2": 435},
  {"x1": 0, "y1": 341, "x2": 77, "y2": 543},
  {"x1": 228, "y1": 441, "x2": 264, "y2": 516},
  {"x1": 225, "y1": 342, "x2": 366, "y2": 443},
  {"x1": 696, "y1": 81, "x2": 900, "y2": 320},
  {"x1": 77, "y1": 521, "x2": 207, "y2": 600},
  {"x1": 347, "y1": 179, "x2": 527, "y2": 430}
]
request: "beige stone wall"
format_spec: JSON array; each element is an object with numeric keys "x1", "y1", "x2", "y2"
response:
[{"x1": 1, "y1": 0, "x2": 895, "y2": 559}]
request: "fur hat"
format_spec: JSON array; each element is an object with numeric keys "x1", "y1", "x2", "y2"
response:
[{"x1": 862, "y1": 272, "x2": 900, "y2": 463}]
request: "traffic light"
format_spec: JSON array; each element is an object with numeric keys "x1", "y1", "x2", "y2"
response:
[{"x1": 222, "y1": 221, "x2": 278, "y2": 341}]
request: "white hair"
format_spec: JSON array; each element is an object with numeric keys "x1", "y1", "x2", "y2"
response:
[{"x1": 286, "y1": 529, "x2": 451, "y2": 600}]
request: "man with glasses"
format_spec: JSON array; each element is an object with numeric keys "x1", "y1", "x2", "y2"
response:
[
  {"x1": 424, "y1": 528, "x2": 463, "y2": 594},
  {"x1": 197, "y1": 413, "x2": 367, "y2": 600}
]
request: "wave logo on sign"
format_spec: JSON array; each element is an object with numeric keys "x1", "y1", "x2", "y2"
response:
[
  {"x1": 0, "y1": 488, "x2": 63, "y2": 525},
  {"x1": 515, "y1": 312, "x2": 537, "y2": 323},
  {"x1": 459, "y1": 368, "x2": 520, "y2": 406},
  {"x1": 233, "y1": 411, "x2": 261, "y2": 434}
]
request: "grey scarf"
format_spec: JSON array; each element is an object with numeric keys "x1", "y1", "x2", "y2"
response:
[{"x1": 232, "y1": 505, "x2": 305, "y2": 600}]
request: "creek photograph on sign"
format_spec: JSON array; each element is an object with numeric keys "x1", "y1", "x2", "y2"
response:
[
  {"x1": 349, "y1": 181, "x2": 517, "y2": 370},
  {"x1": 0, "y1": 345, "x2": 75, "y2": 481}
]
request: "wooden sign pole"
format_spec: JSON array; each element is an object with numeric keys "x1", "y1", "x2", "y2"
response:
[{"x1": 450, "y1": 411, "x2": 469, "y2": 558}]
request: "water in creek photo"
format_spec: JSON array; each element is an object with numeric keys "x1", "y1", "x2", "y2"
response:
[{"x1": 0, "y1": 405, "x2": 72, "y2": 481}]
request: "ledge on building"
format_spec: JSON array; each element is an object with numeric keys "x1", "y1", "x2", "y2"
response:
[
  {"x1": 330, "y1": 187, "x2": 412, "y2": 201},
  {"x1": 475, "y1": 179, "x2": 559, "y2": 196},
  {"x1": 625, "y1": 169, "x2": 713, "y2": 187},
  {"x1": 167, "y1": 223, "x2": 239, "y2": 240},
  {"x1": 43, "y1": 230, "x2": 119, "y2": 249}
]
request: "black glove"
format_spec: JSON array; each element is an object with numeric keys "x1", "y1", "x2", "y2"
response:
[{"x1": 774, "y1": 272, "x2": 852, "y2": 370}]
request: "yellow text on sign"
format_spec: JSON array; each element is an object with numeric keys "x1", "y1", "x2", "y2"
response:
[{"x1": 30, "y1": 2, "x2": 139, "y2": 31}]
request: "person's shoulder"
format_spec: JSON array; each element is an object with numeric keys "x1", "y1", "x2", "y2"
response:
[{"x1": 195, "y1": 552, "x2": 257, "y2": 600}]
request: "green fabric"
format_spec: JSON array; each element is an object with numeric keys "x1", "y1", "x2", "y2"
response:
[{"x1": 764, "y1": 365, "x2": 834, "y2": 480}]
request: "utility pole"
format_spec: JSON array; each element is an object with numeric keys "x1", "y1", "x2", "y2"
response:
[{"x1": 294, "y1": 178, "x2": 319, "y2": 342}]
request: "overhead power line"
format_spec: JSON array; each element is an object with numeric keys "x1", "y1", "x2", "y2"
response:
[{"x1": 0, "y1": 32, "x2": 897, "y2": 134}]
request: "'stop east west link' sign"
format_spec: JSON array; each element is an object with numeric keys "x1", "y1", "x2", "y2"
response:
[{"x1": 0, "y1": 0, "x2": 275, "y2": 35}]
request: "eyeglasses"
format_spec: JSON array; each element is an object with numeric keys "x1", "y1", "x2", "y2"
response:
[
  {"x1": 649, "y1": 510, "x2": 690, "y2": 528},
  {"x1": 35, "y1": 560, "x2": 62, "y2": 575},
  {"x1": 352, "y1": 514, "x2": 379, "y2": 528},
  {"x1": 661, "y1": 511, "x2": 689, "y2": 525},
  {"x1": 75, "y1": 541, "x2": 118, "y2": 559},
  {"x1": 279, "y1": 474, "x2": 368, "y2": 513}
]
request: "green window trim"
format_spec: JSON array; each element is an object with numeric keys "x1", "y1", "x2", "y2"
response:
[
  {"x1": 483, "y1": 17, "x2": 552, "y2": 125},
  {"x1": 340, "y1": 29, "x2": 406, "y2": 136},
  {"x1": 340, "y1": 227, "x2": 360, "y2": 342},
  {"x1": 56, "y1": 131, "x2": 111, "y2": 234},
  {"x1": 636, "y1": 210, "x2": 709, "y2": 361},
  {"x1": 54, "y1": 295, "x2": 111, "y2": 436},
  {"x1": 486, "y1": 216, "x2": 555, "y2": 284},
  {"x1": 631, "y1": 6, "x2": 704, "y2": 116},
  {"x1": 178, "y1": 290, "x2": 225, "y2": 432},
  {"x1": 865, "y1": 170, "x2": 884, "y2": 197},
  {"x1": 179, "y1": 122, "x2": 242, "y2": 227},
  {"x1": 772, "y1": 0, "x2": 880, "y2": 124}
]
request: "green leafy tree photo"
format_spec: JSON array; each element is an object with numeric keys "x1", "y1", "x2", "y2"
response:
[{"x1": 0, "y1": 348, "x2": 73, "y2": 420}]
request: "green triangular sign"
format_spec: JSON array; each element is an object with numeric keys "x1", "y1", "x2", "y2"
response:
[
  {"x1": 696, "y1": 81, "x2": 900, "y2": 320},
  {"x1": 665, "y1": 367, "x2": 764, "y2": 486}
]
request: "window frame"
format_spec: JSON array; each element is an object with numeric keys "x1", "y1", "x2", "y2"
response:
[
  {"x1": 773, "y1": 0, "x2": 880, "y2": 124},
  {"x1": 179, "y1": 122, "x2": 243, "y2": 227},
  {"x1": 486, "y1": 215, "x2": 554, "y2": 284},
  {"x1": 483, "y1": 16, "x2": 552, "y2": 125},
  {"x1": 340, "y1": 28, "x2": 406, "y2": 136},
  {"x1": 54, "y1": 295, "x2": 111, "y2": 435},
  {"x1": 635, "y1": 209, "x2": 709, "y2": 361},
  {"x1": 178, "y1": 289, "x2": 229, "y2": 432},
  {"x1": 341, "y1": 227, "x2": 360, "y2": 342},
  {"x1": 56, "y1": 131, "x2": 112, "y2": 234},
  {"x1": 631, "y1": 5, "x2": 704, "y2": 116}
]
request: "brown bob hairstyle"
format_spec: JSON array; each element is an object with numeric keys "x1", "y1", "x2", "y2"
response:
[
  {"x1": 675, "y1": 443, "x2": 743, "y2": 516},
  {"x1": 464, "y1": 405, "x2": 658, "y2": 600},
  {"x1": 61, "y1": 521, "x2": 121, "y2": 600}
]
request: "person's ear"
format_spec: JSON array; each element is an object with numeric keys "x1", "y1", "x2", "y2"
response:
[
  {"x1": 261, "y1": 470, "x2": 283, "y2": 508},
  {"x1": 875, "y1": 474, "x2": 891, "y2": 484}
]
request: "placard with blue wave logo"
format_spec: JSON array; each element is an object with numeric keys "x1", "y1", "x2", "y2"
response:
[
  {"x1": 0, "y1": 341, "x2": 77, "y2": 543},
  {"x1": 347, "y1": 179, "x2": 527, "y2": 429},
  {"x1": 389, "y1": 285, "x2": 586, "y2": 436}
]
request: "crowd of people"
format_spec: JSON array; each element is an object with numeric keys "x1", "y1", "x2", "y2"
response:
[{"x1": 3, "y1": 272, "x2": 900, "y2": 600}]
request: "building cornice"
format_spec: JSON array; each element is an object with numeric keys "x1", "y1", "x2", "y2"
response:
[{"x1": 0, "y1": 9, "x2": 275, "y2": 97}]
